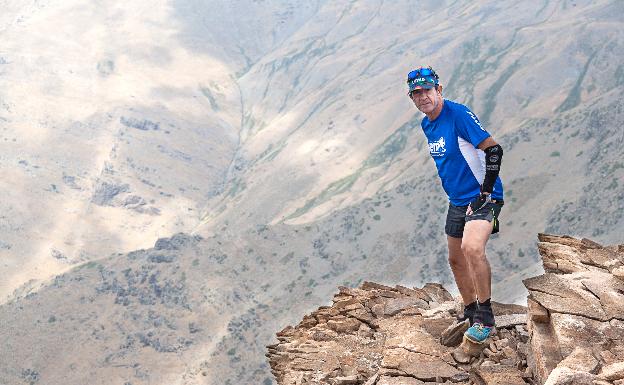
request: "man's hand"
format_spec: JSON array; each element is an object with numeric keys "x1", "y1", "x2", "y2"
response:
[{"x1": 466, "y1": 192, "x2": 491, "y2": 216}]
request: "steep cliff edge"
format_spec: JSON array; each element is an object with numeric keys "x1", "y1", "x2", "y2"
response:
[{"x1": 267, "y1": 234, "x2": 624, "y2": 385}]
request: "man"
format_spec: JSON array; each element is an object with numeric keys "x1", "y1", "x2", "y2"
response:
[{"x1": 407, "y1": 66, "x2": 504, "y2": 343}]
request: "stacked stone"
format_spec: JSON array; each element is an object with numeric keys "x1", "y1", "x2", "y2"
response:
[
  {"x1": 267, "y1": 281, "x2": 528, "y2": 384},
  {"x1": 525, "y1": 234, "x2": 624, "y2": 385}
]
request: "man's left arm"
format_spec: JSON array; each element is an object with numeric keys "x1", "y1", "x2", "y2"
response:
[{"x1": 477, "y1": 137, "x2": 503, "y2": 195}]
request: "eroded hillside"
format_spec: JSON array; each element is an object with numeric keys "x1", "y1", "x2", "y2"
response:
[{"x1": 1, "y1": 1, "x2": 623, "y2": 384}]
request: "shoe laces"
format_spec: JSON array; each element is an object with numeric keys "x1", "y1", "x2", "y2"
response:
[{"x1": 473, "y1": 323, "x2": 489, "y2": 333}]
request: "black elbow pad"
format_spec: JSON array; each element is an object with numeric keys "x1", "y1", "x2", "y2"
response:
[{"x1": 482, "y1": 144, "x2": 503, "y2": 193}]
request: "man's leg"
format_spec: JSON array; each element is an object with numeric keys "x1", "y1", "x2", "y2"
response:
[
  {"x1": 447, "y1": 235, "x2": 477, "y2": 305},
  {"x1": 462, "y1": 219, "x2": 496, "y2": 342},
  {"x1": 461, "y1": 220, "x2": 493, "y2": 302}
]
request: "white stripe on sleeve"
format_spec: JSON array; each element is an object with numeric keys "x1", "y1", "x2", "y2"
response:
[{"x1": 458, "y1": 136, "x2": 485, "y2": 184}]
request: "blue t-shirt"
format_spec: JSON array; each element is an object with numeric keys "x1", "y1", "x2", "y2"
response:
[{"x1": 421, "y1": 99, "x2": 504, "y2": 206}]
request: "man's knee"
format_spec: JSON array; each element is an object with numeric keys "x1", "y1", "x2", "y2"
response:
[
  {"x1": 461, "y1": 241, "x2": 485, "y2": 260},
  {"x1": 448, "y1": 252, "x2": 466, "y2": 269}
]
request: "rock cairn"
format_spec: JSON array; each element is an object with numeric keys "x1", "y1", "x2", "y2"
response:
[{"x1": 267, "y1": 234, "x2": 624, "y2": 385}]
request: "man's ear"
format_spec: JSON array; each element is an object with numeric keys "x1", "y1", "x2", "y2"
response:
[{"x1": 437, "y1": 85, "x2": 443, "y2": 95}]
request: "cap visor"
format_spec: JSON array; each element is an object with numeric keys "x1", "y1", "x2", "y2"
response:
[{"x1": 410, "y1": 83, "x2": 435, "y2": 91}]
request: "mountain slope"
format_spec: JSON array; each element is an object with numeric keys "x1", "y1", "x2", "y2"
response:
[
  {"x1": 0, "y1": 0, "x2": 321, "y2": 300},
  {"x1": 0, "y1": 0, "x2": 623, "y2": 384}
]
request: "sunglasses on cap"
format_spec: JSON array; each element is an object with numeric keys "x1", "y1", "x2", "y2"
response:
[{"x1": 407, "y1": 66, "x2": 439, "y2": 95}]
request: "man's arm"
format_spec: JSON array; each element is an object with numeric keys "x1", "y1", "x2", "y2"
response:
[
  {"x1": 477, "y1": 136, "x2": 498, "y2": 151},
  {"x1": 478, "y1": 137, "x2": 503, "y2": 195},
  {"x1": 467, "y1": 136, "x2": 503, "y2": 215}
]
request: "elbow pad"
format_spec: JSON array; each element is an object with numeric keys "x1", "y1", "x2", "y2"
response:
[{"x1": 481, "y1": 144, "x2": 503, "y2": 194}]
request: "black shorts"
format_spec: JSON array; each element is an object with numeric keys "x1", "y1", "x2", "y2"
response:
[{"x1": 445, "y1": 200, "x2": 504, "y2": 239}]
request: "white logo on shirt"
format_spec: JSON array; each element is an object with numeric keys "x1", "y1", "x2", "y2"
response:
[
  {"x1": 466, "y1": 111, "x2": 485, "y2": 131},
  {"x1": 428, "y1": 137, "x2": 446, "y2": 157}
]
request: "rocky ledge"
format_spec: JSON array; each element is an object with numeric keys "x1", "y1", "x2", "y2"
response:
[{"x1": 267, "y1": 234, "x2": 624, "y2": 385}]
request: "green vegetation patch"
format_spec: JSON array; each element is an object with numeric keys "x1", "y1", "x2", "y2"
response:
[
  {"x1": 226, "y1": 178, "x2": 247, "y2": 197},
  {"x1": 363, "y1": 116, "x2": 416, "y2": 168},
  {"x1": 480, "y1": 60, "x2": 521, "y2": 127},
  {"x1": 286, "y1": 172, "x2": 361, "y2": 220},
  {"x1": 615, "y1": 64, "x2": 624, "y2": 87},
  {"x1": 285, "y1": 115, "x2": 421, "y2": 221},
  {"x1": 74, "y1": 261, "x2": 100, "y2": 271},
  {"x1": 556, "y1": 53, "x2": 595, "y2": 113},
  {"x1": 200, "y1": 87, "x2": 219, "y2": 111}
]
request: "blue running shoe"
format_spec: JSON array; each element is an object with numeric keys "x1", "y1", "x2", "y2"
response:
[{"x1": 464, "y1": 323, "x2": 494, "y2": 343}]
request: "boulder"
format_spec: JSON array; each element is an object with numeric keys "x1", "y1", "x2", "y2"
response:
[
  {"x1": 440, "y1": 319, "x2": 469, "y2": 347},
  {"x1": 421, "y1": 283, "x2": 454, "y2": 303},
  {"x1": 543, "y1": 367, "x2": 595, "y2": 385},
  {"x1": 526, "y1": 234, "x2": 624, "y2": 384},
  {"x1": 599, "y1": 361, "x2": 624, "y2": 381}
]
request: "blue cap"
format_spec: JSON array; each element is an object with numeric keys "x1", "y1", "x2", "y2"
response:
[{"x1": 407, "y1": 67, "x2": 439, "y2": 92}]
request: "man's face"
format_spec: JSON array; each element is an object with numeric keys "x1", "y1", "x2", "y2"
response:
[{"x1": 410, "y1": 86, "x2": 441, "y2": 114}]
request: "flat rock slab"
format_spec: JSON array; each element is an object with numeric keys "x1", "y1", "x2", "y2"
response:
[
  {"x1": 581, "y1": 276, "x2": 624, "y2": 319},
  {"x1": 381, "y1": 316, "x2": 454, "y2": 358},
  {"x1": 550, "y1": 313, "x2": 624, "y2": 358},
  {"x1": 524, "y1": 272, "x2": 610, "y2": 321},
  {"x1": 492, "y1": 302, "x2": 528, "y2": 316},
  {"x1": 471, "y1": 364, "x2": 527, "y2": 385},
  {"x1": 381, "y1": 348, "x2": 461, "y2": 381},
  {"x1": 384, "y1": 297, "x2": 429, "y2": 316},
  {"x1": 495, "y1": 313, "x2": 527, "y2": 328},
  {"x1": 377, "y1": 375, "x2": 425, "y2": 385}
]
